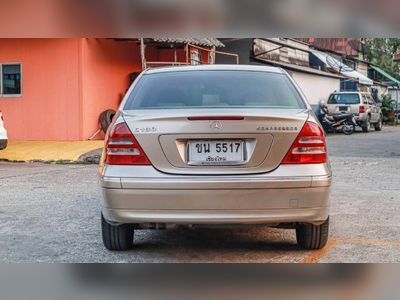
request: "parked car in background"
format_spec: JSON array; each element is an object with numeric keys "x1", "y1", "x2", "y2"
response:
[
  {"x1": 326, "y1": 91, "x2": 383, "y2": 132},
  {"x1": 0, "y1": 111, "x2": 8, "y2": 150},
  {"x1": 99, "y1": 65, "x2": 332, "y2": 251}
]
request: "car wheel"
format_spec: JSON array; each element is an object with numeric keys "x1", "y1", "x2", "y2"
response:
[
  {"x1": 296, "y1": 217, "x2": 329, "y2": 250},
  {"x1": 374, "y1": 116, "x2": 383, "y2": 131},
  {"x1": 362, "y1": 117, "x2": 370, "y2": 133},
  {"x1": 101, "y1": 213, "x2": 134, "y2": 251}
]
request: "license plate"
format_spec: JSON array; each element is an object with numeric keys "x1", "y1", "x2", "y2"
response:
[
  {"x1": 338, "y1": 106, "x2": 348, "y2": 111},
  {"x1": 187, "y1": 140, "x2": 245, "y2": 165}
]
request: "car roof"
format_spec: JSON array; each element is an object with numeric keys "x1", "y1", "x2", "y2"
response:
[{"x1": 144, "y1": 64, "x2": 285, "y2": 75}]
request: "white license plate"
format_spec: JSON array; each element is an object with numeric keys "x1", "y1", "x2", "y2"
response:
[{"x1": 187, "y1": 140, "x2": 245, "y2": 165}]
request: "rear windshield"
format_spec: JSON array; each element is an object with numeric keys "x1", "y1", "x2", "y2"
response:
[
  {"x1": 328, "y1": 93, "x2": 360, "y2": 105},
  {"x1": 124, "y1": 71, "x2": 306, "y2": 110}
]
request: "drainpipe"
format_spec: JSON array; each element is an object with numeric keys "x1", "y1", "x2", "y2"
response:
[{"x1": 140, "y1": 38, "x2": 146, "y2": 70}]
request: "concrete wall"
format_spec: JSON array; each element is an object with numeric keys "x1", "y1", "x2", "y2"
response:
[
  {"x1": 0, "y1": 39, "x2": 82, "y2": 140},
  {"x1": 81, "y1": 39, "x2": 140, "y2": 140},
  {"x1": 291, "y1": 71, "x2": 341, "y2": 106},
  {"x1": 0, "y1": 38, "x2": 141, "y2": 141}
]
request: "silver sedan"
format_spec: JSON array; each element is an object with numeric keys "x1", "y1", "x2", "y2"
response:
[{"x1": 99, "y1": 65, "x2": 331, "y2": 251}]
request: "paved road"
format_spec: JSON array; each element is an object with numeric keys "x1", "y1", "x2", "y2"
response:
[{"x1": 1, "y1": 127, "x2": 400, "y2": 262}]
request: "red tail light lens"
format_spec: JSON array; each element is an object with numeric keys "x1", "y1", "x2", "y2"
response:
[
  {"x1": 359, "y1": 105, "x2": 365, "y2": 113},
  {"x1": 105, "y1": 122, "x2": 151, "y2": 165},
  {"x1": 282, "y1": 121, "x2": 327, "y2": 164}
]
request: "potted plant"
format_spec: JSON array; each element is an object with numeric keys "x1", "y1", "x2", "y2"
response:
[{"x1": 381, "y1": 95, "x2": 396, "y2": 123}]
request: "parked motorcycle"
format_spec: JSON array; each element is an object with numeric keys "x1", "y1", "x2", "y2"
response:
[{"x1": 318, "y1": 100, "x2": 358, "y2": 135}]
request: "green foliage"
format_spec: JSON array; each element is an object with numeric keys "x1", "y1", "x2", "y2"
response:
[
  {"x1": 362, "y1": 38, "x2": 400, "y2": 80},
  {"x1": 380, "y1": 94, "x2": 396, "y2": 121},
  {"x1": 381, "y1": 95, "x2": 395, "y2": 112}
]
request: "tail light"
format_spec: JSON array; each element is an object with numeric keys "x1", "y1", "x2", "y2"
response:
[
  {"x1": 105, "y1": 122, "x2": 151, "y2": 165},
  {"x1": 282, "y1": 121, "x2": 327, "y2": 164},
  {"x1": 359, "y1": 105, "x2": 365, "y2": 113}
]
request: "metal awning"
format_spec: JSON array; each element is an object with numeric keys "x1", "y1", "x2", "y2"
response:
[
  {"x1": 151, "y1": 38, "x2": 225, "y2": 47},
  {"x1": 311, "y1": 50, "x2": 373, "y2": 85},
  {"x1": 370, "y1": 65, "x2": 400, "y2": 87}
]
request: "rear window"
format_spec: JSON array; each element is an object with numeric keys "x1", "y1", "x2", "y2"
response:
[
  {"x1": 328, "y1": 93, "x2": 360, "y2": 105},
  {"x1": 124, "y1": 70, "x2": 306, "y2": 110}
]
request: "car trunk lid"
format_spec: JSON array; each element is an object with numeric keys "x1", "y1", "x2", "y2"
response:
[{"x1": 123, "y1": 108, "x2": 309, "y2": 175}]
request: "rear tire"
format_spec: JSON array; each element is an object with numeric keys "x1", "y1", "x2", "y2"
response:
[
  {"x1": 362, "y1": 117, "x2": 370, "y2": 133},
  {"x1": 374, "y1": 116, "x2": 383, "y2": 131},
  {"x1": 296, "y1": 217, "x2": 329, "y2": 250},
  {"x1": 101, "y1": 213, "x2": 134, "y2": 251},
  {"x1": 99, "y1": 109, "x2": 116, "y2": 133}
]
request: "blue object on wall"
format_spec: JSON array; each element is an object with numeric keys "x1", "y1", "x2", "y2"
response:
[{"x1": 340, "y1": 79, "x2": 358, "y2": 91}]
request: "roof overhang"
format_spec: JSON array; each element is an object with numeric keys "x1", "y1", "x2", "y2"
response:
[
  {"x1": 370, "y1": 65, "x2": 400, "y2": 88},
  {"x1": 151, "y1": 38, "x2": 224, "y2": 48},
  {"x1": 311, "y1": 50, "x2": 373, "y2": 85},
  {"x1": 253, "y1": 57, "x2": 345, "y2": 80}
]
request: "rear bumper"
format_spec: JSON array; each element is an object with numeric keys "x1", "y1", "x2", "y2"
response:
[
  {"x1": 0, "y1": 139, "x2": 7, "y2": 150},
  {"x1": 103, "y1": 207, "x2": 329, "y2": 225},
  {"x1": 100, "y1": 164, "x2": 331, "y2": 225},
  {"x1": 354, "y1": 113, "x2": 367, "y2": 123}
]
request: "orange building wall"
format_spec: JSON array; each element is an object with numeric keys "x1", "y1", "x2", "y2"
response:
[
  {"x1": 81, "y1": 39, "x2": 141, "y2": 140},
  {"x1": 0, "y1": 39, "x2": 213, "y2": 141},
  {"x1": 0, "y1": 38, "x2": 141, "y2": 141},
  {"x1": 0, "y1": 39, "x2": 82, "y2": 140}
]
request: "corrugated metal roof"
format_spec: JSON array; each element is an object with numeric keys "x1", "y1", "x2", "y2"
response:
[
  {"x1": 151, "y1": 38, "x2": 224, "y2": 47},
  {"x1": 371, "y1": 65, "x2": 400, "y2": 87},
  {"x1": 296, "y1": 38, "x2": 361, "y2": 57}
]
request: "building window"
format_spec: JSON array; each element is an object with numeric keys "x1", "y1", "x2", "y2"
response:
[{"x1": 1, "y1": 63, "x2": 22, "y2": 97}]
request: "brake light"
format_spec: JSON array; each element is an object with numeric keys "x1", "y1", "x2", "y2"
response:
[
  {"x1": 359, "y1": 105, "x2": 365, "y2": 113},
  {"x1": 105, "y1": 122, "x2": 151, "y2": 165},
  {"x1": 188, "y1": 116, "x2": 244, "y2": 121},
  {"x1": 282, "y1": 121, "x2": 327, "y2": 164}
]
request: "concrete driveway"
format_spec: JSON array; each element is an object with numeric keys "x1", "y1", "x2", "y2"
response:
[{"x1": 0, "y1": 127, "x2": 399, "y2": 262}]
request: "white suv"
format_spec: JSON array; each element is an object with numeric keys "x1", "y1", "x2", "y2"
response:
[
  {"x1": 326, "y1": 92, "x2": 383, "y2": 132},
  {"x1": 0, "y1": 111, "x2": 8, "y2": 150}
]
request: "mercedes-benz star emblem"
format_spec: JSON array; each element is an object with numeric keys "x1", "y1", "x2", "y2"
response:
[{"x1": 210, "y1": 121, "x2": 223, "y2": 130}]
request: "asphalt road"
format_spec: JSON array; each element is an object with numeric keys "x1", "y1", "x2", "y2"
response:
[{"x1": 1, "y1": 127, "x2": 400, "y2": 262}]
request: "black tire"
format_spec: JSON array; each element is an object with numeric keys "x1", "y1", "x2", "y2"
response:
[
  {"x1": 342, "y1": 123, "x2": 355, "y2": 135},
  {"x1": 0, "y1": 139, "x2": 7, "y2": 150},
  {"x1": 101, "y1": 213, "x2": 134, "y2": 251},
  {"x1": 99, "y1": 109, "x2": 116, "y2": 134},
  {"x1": 296, "y1": 217, "x2": 329, "y2": 250},
  {"x1": 362, "y1": 117, "x2": 370, "y2": 133},
  {"x1": 374, "y1": 116, "x2": 383, "y2": 131}
]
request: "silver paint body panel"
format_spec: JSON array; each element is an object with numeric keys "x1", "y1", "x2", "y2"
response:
[{"x1": 99, "y1": 65, "x2": 331, "y2": 226}]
